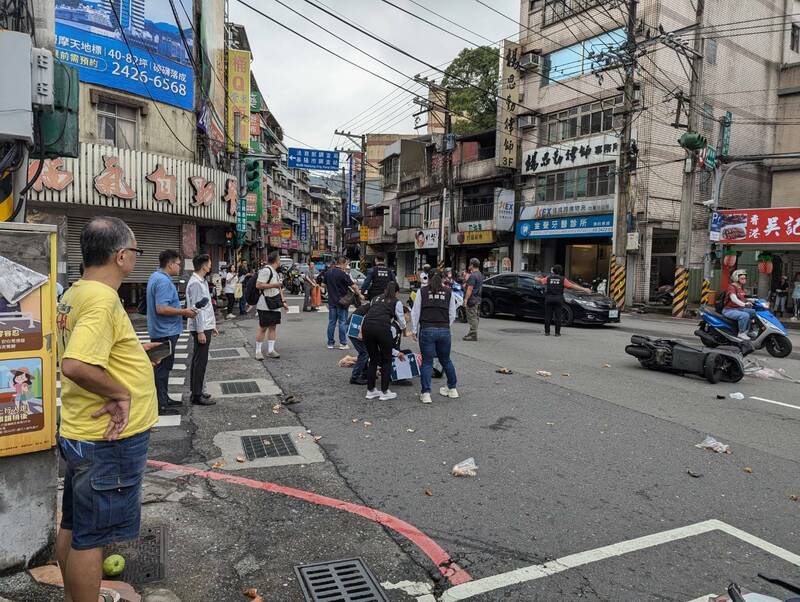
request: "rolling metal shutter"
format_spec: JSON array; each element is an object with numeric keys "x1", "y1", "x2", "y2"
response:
[{"x1": 67, "y1": 216, "x2": 181, "y2": 283}]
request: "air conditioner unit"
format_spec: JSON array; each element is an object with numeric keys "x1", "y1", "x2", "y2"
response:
[
  {"x1": 518, "y1": 114, "x2": 537, "y2": 130},
  {"x1": 519, "y1": 51, "x2": 541, "y2": 72}
]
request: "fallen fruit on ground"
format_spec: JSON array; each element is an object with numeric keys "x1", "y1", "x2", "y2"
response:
[{"x1": 102, "y1": 554, "x2": 125, "y2": 578}]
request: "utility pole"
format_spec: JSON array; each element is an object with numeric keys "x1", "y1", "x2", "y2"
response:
[
  {"x1": 673, "y1": 0, "x2": 706, "y2": 318},
  {"x1": 340, "y1": 164, "x2": 346, "y2": 257},
  {"x1": 232, "y1": 111, "x2": 242, "y2": 265},
  {"x1": 701, "y1": 114, "x2": 731, "y2": 304},
  {"x1": 333, "y1": 130, "x2": 368, "y2": 267},
  {"x1": 610, "y1": 0, "x2": 639, "y2": 312}
]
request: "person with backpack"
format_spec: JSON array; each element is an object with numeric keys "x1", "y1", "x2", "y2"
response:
[
  {"x1": 254, "y1": 251, "x2": 288, "y2": 360},
  {"x1": 361, "y1": 254, "x2": 397, "y2": 300},
  {"x1": 324, "y1": 256, "x2": 363, "y2": 350},
  {"x1": 362, "y1": 282, "x2": 406, "y2": 401},
  {"x1": 146, "y1": 249, "x2": 196, "y2": 416},
  {"x1": 535, "y1": 264, "x2": 590, "y2": 336}
]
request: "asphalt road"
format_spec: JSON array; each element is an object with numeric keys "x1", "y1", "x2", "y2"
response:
[{"x1": 263, "y1": 296, "x2": 800, "y2": 601}]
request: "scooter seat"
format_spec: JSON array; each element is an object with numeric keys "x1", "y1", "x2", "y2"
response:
[{"x1": 701, "y1": 305, "x2": 741, "y2": 329}]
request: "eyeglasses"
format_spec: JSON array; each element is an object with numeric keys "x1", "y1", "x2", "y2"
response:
[{"x1": 120, "y1": 247, "x2": 144, "y2": 257}]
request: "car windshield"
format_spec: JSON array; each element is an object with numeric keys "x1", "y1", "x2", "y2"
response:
[{"x1": 350, "y1": 269, "x2": 365, "y2": 280}]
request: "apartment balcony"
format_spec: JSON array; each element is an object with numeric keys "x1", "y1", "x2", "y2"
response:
[
  {"x1": 456, "y1": 202, "x2": 494, "y2": 224},
  {"x1": 282, "y1": 206, "x2": 298, "y2": 222},
  {"x1": 453, "y1": 157, "x2": 501, "y2": 184},
  {"x1": 368, "y1": 226, "x2": 396, "y2": 245}
]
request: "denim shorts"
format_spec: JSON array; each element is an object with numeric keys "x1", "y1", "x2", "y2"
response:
[{"x1": 59, "y1": 430, "x2": 150, "y2": 550}]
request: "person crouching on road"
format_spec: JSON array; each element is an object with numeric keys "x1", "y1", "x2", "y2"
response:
[
  {"x1": 411, "y1": 271, "x2": 458, "y2": 404},
  {"x1": 255, "y1": 250, "x2": 288, "y2": 359},
  {"x1": 362, "y1": 282, "x2": 406, "y2": 401},
  {"x1": 186, "y1": 254, "x2": 217, "y2": 406},
  {"x1": 348, "y1": 302, "x2": 371, "y2": 385},
  {"x1": 535, "y1": 264, "x2": 591, "y2": 337}
]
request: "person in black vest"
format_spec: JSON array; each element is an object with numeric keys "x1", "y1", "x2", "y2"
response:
[
  {"x1": 362, "y1": 282, "x2": 407, "y2": 401},
  {"x1": 411, "y1": 271, "x2": 458, "y2": 404},
  {"x1": 361, "y1": 254, "x2": 397, "y2": 300},
  {"x1": 536, "y1": 264, "x2": 591, "y2": 336}
]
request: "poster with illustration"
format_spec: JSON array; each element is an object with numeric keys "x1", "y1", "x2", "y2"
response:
[
  {"x1": 0, "y1": 358, "x2": 44, "y2": 437},
  {"x1": 0, "y1": 252, "x2": 47, "y2": 353}
]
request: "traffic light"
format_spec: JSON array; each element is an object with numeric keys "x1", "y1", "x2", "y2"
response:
[
  {"x1": 245, "y1": 159, "x2": 260, "y2": 193},
  {"x1": 678, "y1": 132, "x2": 707, "y2": 151}
]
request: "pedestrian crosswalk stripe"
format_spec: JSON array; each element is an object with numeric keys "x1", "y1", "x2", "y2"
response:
[
  {"x1": 176, "y1": 344, "x2": 187, "y2": 350},
  {"x1": 175, "y1": 353, "x2": 188, "y2": 359},
  {"x1": 288, "y1": 306, "x2": 299, "y2": 314},
  {"x1": 173, "y1": 364, "x2": 186, "y2": 370},
  {"x1": 169, "y1": 377, "x2": 184, "y2": 385},
  {"x1": 156, "y1": 414, "x2": 181, "y2": 427}
]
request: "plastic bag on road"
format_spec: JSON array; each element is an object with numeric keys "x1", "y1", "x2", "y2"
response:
[
  {"x1": 452, "y1": 457, "x2": 478, "y2": 477},
  {"x1": 729, "y1": 392, "x2": 745, "y2": 400},
  {"x1": 695, "y1": 435, "x2": 731, "y2": 454},
  {"x1": 338, "y1": 355, "x2": 357, "y2": 367}
]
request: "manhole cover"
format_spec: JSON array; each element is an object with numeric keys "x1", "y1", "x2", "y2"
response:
[
  {"x1": 108, "y1": 524, "x2": 167, "y2": 584},
  {"x1": 220, "y1": 380, "x2": 261, "y2": 395},
  {"x1": 210, "y1": 349, "x2": 240, "y2": 359},
  {"x1": 498, "y1": 327, "x2": 538, "y2": 334},
  {"x1": 241, "y1": 433, "x2": 298, "y2": 460},
  {"x1": 295, "y1": 558, "x2": 388, "y2": 602}
]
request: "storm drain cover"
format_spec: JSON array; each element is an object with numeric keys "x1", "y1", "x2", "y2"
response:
[
  {"x1": 108, "y1": 524, "x2": 167, "y2": 584},
  {"x1": 210, "y1": 349, "x2": 240, "y2": 359},
  {"x1": 241, "y1": 433, "x2": 298, "y2": 460},
  {"x1": 220, "y1": 380, "x2": 261, "y2": 395},
  {"x1": 294, "y1": 558, "x2": 388, "y2": 602}
]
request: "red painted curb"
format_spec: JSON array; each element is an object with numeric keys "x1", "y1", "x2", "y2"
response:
[{"x1": 147, "y1": 459, "x2": 472, "y2": 585}]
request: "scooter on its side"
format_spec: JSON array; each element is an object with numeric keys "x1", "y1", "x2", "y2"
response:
[{"x1": 695, "y1": 298, "x2": 793, "y2": 358}]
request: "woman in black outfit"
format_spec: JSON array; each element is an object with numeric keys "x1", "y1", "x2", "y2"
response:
[{"x1": 362, "y1": 282, "x2": 406, "y2": 401}]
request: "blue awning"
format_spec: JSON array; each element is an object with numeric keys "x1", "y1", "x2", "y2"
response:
[{"x1": 517, "y1": 213, "x2": 614, "y2": 239}]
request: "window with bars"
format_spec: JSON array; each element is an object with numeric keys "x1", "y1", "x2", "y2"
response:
[
  {"x1": 539, "y1": 96, "x2": 623, "y2": 145},
  {"x1": 792, "y1": 24, "x2": 800, "y2": 53},
  {"x1": 97, "y1": 101, "x2": 137, "y2": 150},
  {"x1": 534, "y1": 163, "x2": 616, "y2": 203}
]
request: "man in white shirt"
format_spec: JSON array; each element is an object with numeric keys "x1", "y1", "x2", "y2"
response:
[
  {"x1": 255, "y1": 250, "x2": 288, "y2": 359},
  {"x1": 185, "y1": 254, "x2": 217, "y2": 405}
]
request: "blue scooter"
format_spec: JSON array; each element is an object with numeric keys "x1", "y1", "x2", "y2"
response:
[{"x1": 695, "y1": 298, "x2": 793, "y2": 358}]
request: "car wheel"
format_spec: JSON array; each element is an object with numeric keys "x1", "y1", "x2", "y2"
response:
[
  {"x1": 480, "y1": 299, "x2": 495, "y2": 318},
  {"x1": 561, "y1": 305, "x2": 574, "y2": 326},
  {"x1": 765, "y1": 334, "x2": 793, "y2": 358}
]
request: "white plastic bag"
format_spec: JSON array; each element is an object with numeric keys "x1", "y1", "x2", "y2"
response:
[
  {"x1": 695, "y1": 435, "x2": 731, "y2": 454},
  {"x1": 452, "y1": 457, "x2": 478, "y2": 477}
]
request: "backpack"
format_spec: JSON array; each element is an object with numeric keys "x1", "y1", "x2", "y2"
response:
[
  {"x1": 243, "y1": 274, "x2": 261, "y2": 306},
  {"x1": 714, "y1": 290, "x2": 728, "y2": 312}
]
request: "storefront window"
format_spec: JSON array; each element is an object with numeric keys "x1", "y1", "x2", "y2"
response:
[{"x1": 535, "y1": 163, "x2": 615, "y2": 203}]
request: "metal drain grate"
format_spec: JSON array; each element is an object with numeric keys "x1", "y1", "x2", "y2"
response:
[
  {"x1": 108, "y1": 524, "x2": 167, "y2": 584},
  {"x1": 220, "y1": 380, "x2": 261, "y2": 395},
  {"x1": 295, "y1": 558, "x2": 388, "y2": 602},
  {"x1": 210, "y1": 349, "x2": 240, "y2": 359},
  {"x1": 241, "y1": 434, "x2": 298, "y2": 460}
]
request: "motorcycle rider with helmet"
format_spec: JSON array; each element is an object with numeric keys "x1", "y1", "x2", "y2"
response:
[{"x1": 723, "y1": 269, "x2": 757, "y2": 340}]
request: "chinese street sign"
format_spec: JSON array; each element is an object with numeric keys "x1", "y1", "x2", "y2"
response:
[
  {"x1": 349, "y1": 153, "x2": 362, "y2": 216},
  {"x1": 287, "y1": 148, "x2": 339, "y2": 171},
  {"x1": 516, "y1": 214, "x2": 614, "y2": 239},
  {"x1": 715, "y1": 208, "x2": 800, "y2": 244},
  {"x1": 236, "y1": 198, "x2": 246, "y2": 233},
  {"x1": 300, "y1": 211, "x2": 308, "y2": 242},
  {"x1": 227, "y1": 49, "x2": 251, "y2": 151},
  {"x1": 522, "y1": 134, "x2": 620, "y2": 175},
  {"x1": 496, "y1": 40, "x2": 520, "y2": 169},
  {"x1": 359, "y1": 226, "x2": 369, "y2": 242}
]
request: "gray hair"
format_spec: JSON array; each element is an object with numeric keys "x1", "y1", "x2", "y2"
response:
[{"x1": 80, "y1": 216, "x2": 135, "y2": 268}]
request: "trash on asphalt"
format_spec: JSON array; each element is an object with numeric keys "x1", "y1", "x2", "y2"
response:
[
  {"x1": 338, "y1": 355, "x2": 358, "y2": 367},
  {"x1": 271, "y1": 404, "x2": 281, "y2": 414},
  {"x1": 602, "y1": 363, "x2": 612, "y2": 368},
  {"x1": 716, "y1": 394, "x2": 726, "y2": 399},
  {"x1": 313, "y1": 435, "x2": 322, "y2": 442},
  {"x1": 536, "y1": 370, "x2": 552, "y2": 377},
  {"x1": 695, "y1": 435, "x2": 731, "y2": 454},
  {"x1": 687, "y1": 469, "x2": 703, "y2": 478},
  {"x1": 496, "y1": 367, "x2": 513, "y2": 374},
  {"x1": 743, "y1": 467, "x2": 753, "y2": 473},
  {"x1": 243, "y1": 588, "x2": 263, "y2": 601},
  {"x1": 729, "y1": 392, "x2": 745, "y2": 400},
  {"x1": 283, "y1": 394, "x2": 298, "y2": 405},
  {"x1": 363, "y1": 421, "x2": 372, "y2": 427},
  {"x1": 424, "y1": 489, "x2": 433, "y2": 496},
  {"x1": 235, "y1": 455, "x2": 247, "y2": 463},
  {"x1": 211, "y1": 461, "x2": 225, "y2": 469},
  {"x1": 561, "y1": 372, "x2": 570, "y2": 377},
  {"x1": 452, "y1": 457, "x2": 478, "y2": 477},
  {"x1": 790, "y1": 495, "x2": 799, "y2": 502},
  {"x1": 406, "y1": 428, "x2": 415, "y2": 432}
]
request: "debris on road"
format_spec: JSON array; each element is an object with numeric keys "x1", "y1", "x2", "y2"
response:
[
  {"x1": 296, "y1": 432, "x2": 306, "y2": 439},
  {"x1": 283, "y1": 394, "x2": 298, "y2": 405},
  {"x1": 452, "y1": 457, "x2": 478, "y2": 477},
  {"x1": 235, "y1": 455, "x2": 247, "y2": 463},
  {"x1": 424, "y1": 489, "x2": 433, "y2": 496},
  {"x1": 790, "y1": 495, "x2": 799, "y2": 502},
  {"x1": 271, "y1": 404, "x2": 281, "y2": 414},
  {"x1": 716, "y1": 395, "x2": 726, "y2": 399},
  {"x1": 406, "y1": 428, "x2": 415, "y2": 433},
  {"x1": 495, "y1": 367, "x2": 513, "y2": 374},
  {"x1": 363, "y1": 421, "x2": 372, "y2": 427},
  {"x1": 313, "y1": 435, "x2": 322, "y2": 442},
  {"x1": 687, "y1": 470, "x2": 703, "y2": 478},
  {"x1": 729, "y1": 392, "x2": 745, "y2": 400},
  {"x1": 338, "y1": 355, "x2": 358, "y2": 367},
  {"x1": 536, "y1": 370, "x2": 552, "y2": 377},
  {"x1": 602, "y1": 363, "x2": 612, "y2": 368},
  {"x1": 743, "y1": 467, "x2": 753, "y2": 474},
  {"x1": 243, "y1": 588, "x2": 263, "y2": 601},
  {"x1": 211, "y1": 461, "x2": 225, "y2": 469},
  {"x1": 695, "y1": 435, "x2": 731, "y2": 454},
  {"x1": 561, "y1": 372, "x2": 570, "y2": 377},
  {"x1": 352, "y1": 418, "x2": 359, "y2": 423}
]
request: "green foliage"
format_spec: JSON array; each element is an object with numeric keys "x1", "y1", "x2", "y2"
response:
[{"x1": 441, "y1": 46, "x2": 499, "y2": 135}]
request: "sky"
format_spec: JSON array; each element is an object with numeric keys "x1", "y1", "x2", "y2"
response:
[{"x1": 228, "y1": 0, "x2": 521, "y2": 153}]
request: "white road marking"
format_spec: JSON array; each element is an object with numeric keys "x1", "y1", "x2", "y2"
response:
[
  {"x1": 175, "y1": 353, "x2": 188, "y2": 359},
  {"x1": 172, "y1": 364, "x2": 186, "y2": 370},
  {"x1": 440, "y1": 520, "x2": 800, "y2": 601},
  {"x1": 176, "y1": 344, "x2": 187, "y2": 350},
  {"x1": 56, "y1": 397, "x2": 61, "y2": 407},
  {"x1": 288, "y1": 306, "x2": 299, "y2": 314},
  {"x1": 168, "y1": 377, "x2": 184, "y2": 385},
  {"x1": 686, "y1": 596, "x2": 715, "y2": 602},
  {"x1": 750, "y1": 396, "x2": 800, "y2": 411},
  {"x1": 155, "y1": 414, "x2": 181, "y2": 427}
]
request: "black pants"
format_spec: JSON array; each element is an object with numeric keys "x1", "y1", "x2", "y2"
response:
[
  {"x1": 363, "y1": 322, "x2": 394, "y2": 393},
  {"x1": 544, "y1": 295, "x2": 564, "y2": 335},
  {"x1": 151, "y1": 334, "x2": 179, "y2": 410},
  {"x1": 225, "y1": 293, "x2": 236, "y2": 314},
  {"x1": 190, "y1": 330, "x2": 212, "y2": 401},
  {"x1": 303, "y1": 281, "x2": 312, "y2": 311}
]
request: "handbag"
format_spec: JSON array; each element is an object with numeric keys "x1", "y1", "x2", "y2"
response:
[
  {"x1": 262, "y1": 266, "x2": 283, "y2": 310},
  {"x1": 234, "y1": 282, "x2": 243, "y2": 299},
  {"x1": 338, "y1": 291, "x2": 355, "y2": 308}
]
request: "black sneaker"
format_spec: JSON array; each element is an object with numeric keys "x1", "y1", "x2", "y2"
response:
[
  {"x1": 166, "y1": 399, "x2": 183, "y2": 407},
  {"x1": 191, "y1": 397, "x2": 216, "y2": 406},
  {"x1": 201, "y1": 392, "x2": 212, "y2": 399},
  {"x1": 350, "y1": 377, "x2": 368, "y2": 385},
  {"x1": 158, "y1": 407, "x2": 180, "y2": 416},
  {"x1": 555, "y1": 333, "x2": 561, "y2": 337},
  {"x1": 544, "y1": 332, "x2": 551, "y2": 336}
]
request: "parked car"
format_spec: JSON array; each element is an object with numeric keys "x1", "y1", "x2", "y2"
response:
[
  {"x1": 349, "y1": 267, "x2": 366, "y2": 289},
  {"x1": 479, "y1": 271, "x2": 621, "y2": 325}
]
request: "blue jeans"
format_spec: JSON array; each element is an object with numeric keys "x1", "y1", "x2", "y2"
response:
[
  {"x1": 350, "y1": 337, "x2": 369, "y2": 379},
  {"x1": 239, "y1": 296, "x2": 247, "y2": 314},
  {"x1": 151, "y1": 334, "x2": 179, "y2": 410},
  {"x1": 419, "y1": 327, "x2": 457, "y2": 393},
  {"x1": 723, "y1": 307, "x2": 757, "y2": 333},
  {"x1": 327, "y1": 305, "x2": 349, "y2": 345},
  {"x1": 58, "y1": 431, "x2": 150, "y2": 550}
]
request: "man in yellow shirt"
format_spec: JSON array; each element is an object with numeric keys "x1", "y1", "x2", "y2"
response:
[{"x1": 55, "y1": 216, "x2": 158, "y2": 602}]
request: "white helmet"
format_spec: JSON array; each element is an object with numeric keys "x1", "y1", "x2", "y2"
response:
[{"x1": 731, "y1": 269, "x2": 747, "y2": 281}]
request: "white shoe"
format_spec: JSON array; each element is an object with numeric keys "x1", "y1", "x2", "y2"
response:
[
  {"x1": 338, "y1": 343, "x2": 349, "y2": 350},
  {"x1": 327, "y1": 343, "x2": 335, "y2": 349},
  {"x1": 254, "y1": 351, "x2": 263, "y2": 360},
  {"x1": 439, "y1": 386, "x2": 459, "y2": 398},
  {"x1": 226, "y1": 313, "x2": 235, "y2": 319},
  {"x1": 737, "y1": 332, "x2": 751, "y2": 341},
  {"x1": 379, "y1": 390, "x2": 397, "y2": 401},
  {"x1": 420, "y1": 392, "x2": 432, "y2": 404},
  {"x1": 365, "y1": 389, "x2": 381, "y2": 400}
]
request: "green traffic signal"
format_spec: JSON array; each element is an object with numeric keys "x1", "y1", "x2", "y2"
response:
[
  {"x1": 678, "y1": 131, "x2": 707, "y2": 151},
  {"x1": 245, "y1": 159, "x2": 261, "y2": 193}
]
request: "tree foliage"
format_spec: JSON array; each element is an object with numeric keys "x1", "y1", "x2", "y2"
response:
[{"x1": 441, "y1": 46, "x2": 499, "y2": 135}]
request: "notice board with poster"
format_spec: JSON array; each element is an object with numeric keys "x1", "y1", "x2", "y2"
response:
[{"x1": 0, "y1": 223, "x2": 57, "y2": 457}]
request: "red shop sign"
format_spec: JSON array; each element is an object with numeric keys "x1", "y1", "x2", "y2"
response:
[{"x1": 716, "y1": 208, "x2": 800, "y2": 244}]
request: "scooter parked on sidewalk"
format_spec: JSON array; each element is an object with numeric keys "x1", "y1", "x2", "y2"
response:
[
  {"x1": 695, "y1": 299, "x2": 793, "y2": 358},
  {"x1": 652, "y1": 284, "x2": 674, "y2": 306}
]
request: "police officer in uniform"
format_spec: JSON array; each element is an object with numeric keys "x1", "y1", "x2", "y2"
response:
[
  {"x1": 536, "y1": 265, "x2": 591, "y2": 337},
  {"x1": 361, "y1": 254, "x2": 398, "y2": 300}
]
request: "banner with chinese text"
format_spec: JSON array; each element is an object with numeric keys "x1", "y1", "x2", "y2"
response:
[
  {"x1": 226, "y1": 49, "x2": 250, "y2": 151},
  {"x1": 496, "y1": 40, "x2": 520, "y2": 169},
  {"x1": 714, "y1": 208, "x2": 800, "y2": 244}
]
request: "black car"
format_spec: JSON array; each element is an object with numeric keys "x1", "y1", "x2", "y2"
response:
[{"x1": 478, "y1": 271, "x2": 621, "y2": 325}]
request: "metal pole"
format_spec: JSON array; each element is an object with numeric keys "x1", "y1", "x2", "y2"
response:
[
  {"x1": 438, "y1": 89, "x2": 450, "y2": 267},
  {"x1": 232, "y1": 112, "x2": 242, "y2": 265},
  {"x1": 360, "y1": 134, "x2": 367, "y2": 270},
  {"x1": 341, "y1": 165, "x2": 347, "y2": 257}
]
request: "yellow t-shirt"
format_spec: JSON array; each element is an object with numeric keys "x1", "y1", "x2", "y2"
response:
[{"x1": 57, "y1": 279, "x2": 157, "y2": 441}]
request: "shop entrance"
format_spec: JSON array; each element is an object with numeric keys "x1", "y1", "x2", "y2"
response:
[
  {"x1": 649, "y1": 228, "x2": 678, "y2": 300},
  {"x1": 566, "y1": 241, "x2": 610, "y2": 285}
]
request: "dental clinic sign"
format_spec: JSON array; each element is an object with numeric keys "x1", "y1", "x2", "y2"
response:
[{"x1": 523, "y1": 134, "x2": 619, "y2": 175}]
